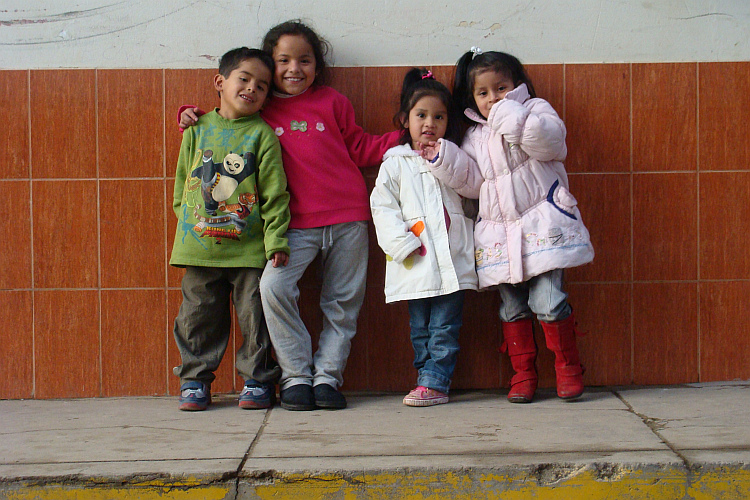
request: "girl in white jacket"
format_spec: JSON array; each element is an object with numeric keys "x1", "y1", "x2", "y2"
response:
[
  {"x1": 428, "y1": 49, "x2": 594, "y2": 403},
  {"x1": 370, "y1": 68, "x2": 478, "y2": 407}
]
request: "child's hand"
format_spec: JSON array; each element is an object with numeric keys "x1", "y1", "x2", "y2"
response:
[
  {"x1": 410, "y1": 243, "x2": 427, "y2": 257},
  {"x1": 417, "y1": 141, "x2": 439, "y2": 162},
  {"x1": 271, "y1": 251, "x2": 289, "y2": 268},
  {"x1": 179, "y1": 108, "x2": 200, "y2": 129},
  {"x1": 408, "y1": 221, "x2": 426, "y2": 257}
]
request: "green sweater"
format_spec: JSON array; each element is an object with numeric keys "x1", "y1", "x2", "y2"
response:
[{"x1": 170, "y1": 110, "x2": 290, "y2": 268}]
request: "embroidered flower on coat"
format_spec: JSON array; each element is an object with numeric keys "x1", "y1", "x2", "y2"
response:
[
  {"x1": 275, "y1": 127, "x2": 284, "y2": 136},
  {"x1": 316, "y1": 122, "x2": 325, "y2": 132}
]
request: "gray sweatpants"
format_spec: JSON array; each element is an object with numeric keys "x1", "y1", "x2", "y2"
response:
[{"x1": 260, "y1": 222, "x2": 368, "y2": 391}]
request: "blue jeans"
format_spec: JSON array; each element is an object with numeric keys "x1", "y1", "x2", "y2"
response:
[
  {"x1": 497, "y1": 269, "x2": 571, "y2": 323},
  {"x1": 260, "y1": 222, "x2": 368, "y2": 391},
  {"x1": 407, "y1": 291, "x2": 465, "y2": 394}
]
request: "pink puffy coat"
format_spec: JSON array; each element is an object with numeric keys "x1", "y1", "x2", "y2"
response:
[{"x1": 430, "y1": 84, "x2": 594, "y2": 288}]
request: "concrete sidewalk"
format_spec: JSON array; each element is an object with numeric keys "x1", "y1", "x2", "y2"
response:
[{"x1": 2, "y1": 382, "x2": 750, "y2": 499}]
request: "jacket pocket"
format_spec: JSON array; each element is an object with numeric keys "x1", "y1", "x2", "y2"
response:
[{"x1": 546, "y1": 180, "x2": 578, "y2": 220}]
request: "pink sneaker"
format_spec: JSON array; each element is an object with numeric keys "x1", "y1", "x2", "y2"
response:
[{"x1": 403, "y1": 386, "x2": 449, "y2": 407}]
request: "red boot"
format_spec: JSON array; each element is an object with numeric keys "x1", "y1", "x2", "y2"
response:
[
  {"x1": 501, "y1": 319, "x2": 538, "y2": 403},
  {"x1": 541, "y1": 314, "x2": 584, "y2": 400}
]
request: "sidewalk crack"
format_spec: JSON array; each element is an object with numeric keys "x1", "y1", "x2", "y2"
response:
[
  {"x1": 232, "y1": 406, "x2": 273, "y2": 499},
  {"x1": 613, "y1": 391, "x2": 690, "y2": 467}
]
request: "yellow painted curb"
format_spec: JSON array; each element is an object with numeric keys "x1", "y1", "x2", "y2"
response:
[
  {"x1": 2, "y1": 477, "x2": 232, "y2": 500},
  {"x1": 248, "y1": 467, "x2": 750, "y2": 499},
  {"x1": 5, "y1": 466, "x2": 750, "y2": 499}
]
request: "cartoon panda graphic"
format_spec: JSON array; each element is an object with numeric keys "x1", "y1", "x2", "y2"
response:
[{"x1": 191, "y1": 149, "x2": 256, "y2": 215}]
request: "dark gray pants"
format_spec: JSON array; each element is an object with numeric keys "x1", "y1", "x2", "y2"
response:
[{"x1": 173, "y1": 266, "x2": 280, "y2": 387}]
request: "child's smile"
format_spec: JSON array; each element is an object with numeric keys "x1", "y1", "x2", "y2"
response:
[
  {"x1": 214, "y1": 58, "x2": 271, "y2": 120},
  {"x1": 272, "y1": 34, "x2": 317, "y2": 96}
]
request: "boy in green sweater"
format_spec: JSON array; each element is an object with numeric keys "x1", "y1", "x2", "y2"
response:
[{"x1": 170, "y1": 47, "x2": 290, "y2": 411}]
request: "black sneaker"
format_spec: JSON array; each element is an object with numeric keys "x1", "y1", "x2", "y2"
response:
[
  {"x1": 313, "y1": 383, "x2": 347, "y2": 409},
  {"x1": 280, "y1": 384, "x2": 316, "y2": 411}
]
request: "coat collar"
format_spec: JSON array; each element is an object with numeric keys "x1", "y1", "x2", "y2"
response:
[{"x1": 383, "y1": 143, "x2": 418, "y2": 160}]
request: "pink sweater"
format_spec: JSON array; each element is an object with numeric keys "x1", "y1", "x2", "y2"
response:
[{"x1": 262, "y1": 86, "x2": 400, "y2": 228}]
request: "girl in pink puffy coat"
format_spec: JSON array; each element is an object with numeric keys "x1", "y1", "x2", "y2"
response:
[{"x1": 426, "y1": 48, "x2": 594, "y2": 403}]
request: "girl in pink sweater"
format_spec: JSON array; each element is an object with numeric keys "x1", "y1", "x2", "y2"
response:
[{"x1": 180, "y1": 20, "x2": 399, "y2": 411}]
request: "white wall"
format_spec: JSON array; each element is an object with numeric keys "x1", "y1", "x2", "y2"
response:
[{"x1": 1, "y1": 1, "x2": 748, "y2": 69}]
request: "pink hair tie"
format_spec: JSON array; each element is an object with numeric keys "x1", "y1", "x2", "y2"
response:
[{"x1": 422, "y1": 70, "x2": 434, "y2": 80}]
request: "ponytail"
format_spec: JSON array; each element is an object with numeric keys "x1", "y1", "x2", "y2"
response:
[{"x1": 452, "y1": 51, "x2": 476, "y2": 127}]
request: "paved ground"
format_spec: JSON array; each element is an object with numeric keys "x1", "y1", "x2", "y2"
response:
[{"x1": 3, "y1": 382, "x2": 750, "y2": 499}]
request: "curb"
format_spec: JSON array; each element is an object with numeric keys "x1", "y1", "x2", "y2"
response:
[{"x1": 4, "y1": 464, "x2": 750, "y2": 499}]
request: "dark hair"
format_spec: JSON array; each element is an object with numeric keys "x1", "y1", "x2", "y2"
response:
[
  {"x1": 394, "y1": 68, "x2": 460, "y2": 145},
  {"x1": 218, "y1": 47, "x2": 274, "y2": 78},
  {"x1": 261, "y1": 19, "x2": 331, "y2": 87},
  {"x1": 453, "y1": 50, "x2": 536, "y2": 124}
]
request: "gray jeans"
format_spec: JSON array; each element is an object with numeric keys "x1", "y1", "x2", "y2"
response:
[
  {"x1": 260, "y1": 222, "x2": 368, "y2": 390},
  {"x1": 172, "y1": 266, "x2": 280, "y2": 386},
  {"x1": 497, "y1": 268, "x2": 571, "y2": 323}
]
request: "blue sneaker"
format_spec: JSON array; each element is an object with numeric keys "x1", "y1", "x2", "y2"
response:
[
  {"x1": 179, "y1": 381, "x2": 210, "y2": 411},
  {"x1": 239, "y1": 380, "x2": 275, "y2": 409}
]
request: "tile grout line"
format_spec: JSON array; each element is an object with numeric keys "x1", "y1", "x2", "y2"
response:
[
  {"x1": 162, "y1": 69, "x2": 170, "y2": 396},
  {"x1": 96, "y1": 69, "x2": 103, "y2": 397},
  {"x1": 20, "y1": 170, "x2": 745, "y2": 178},
  {"x1": 629, "y1": 63, "x2": 635, "y2": 384},
  {"x1": 695, "y1": 62, "x2": 701, "y2": 383},
  {"x1": 28, "y1": 69, "x2": 35, "y2": 398},
  {"x1": 363, "y1": 67, "x2": 371, "y2": 389},
  {"x1": 562, "y1": 62, "x2": 566, "y2": 121},
  {"x1": 17, "y1": 276, "x2": 748, "y2": 292}
]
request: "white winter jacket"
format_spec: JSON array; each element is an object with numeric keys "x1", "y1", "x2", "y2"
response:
[
  {"x1": 428, "y1": 84, "x2": 594, "y2": 288},
  {"x1": 370, "y1": 144, "x2": 478, "y2": 303}
]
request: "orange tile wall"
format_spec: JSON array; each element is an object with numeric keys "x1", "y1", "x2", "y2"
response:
[{"x1": 2, "y1": 62, "x2": 749, "y2": 399}]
